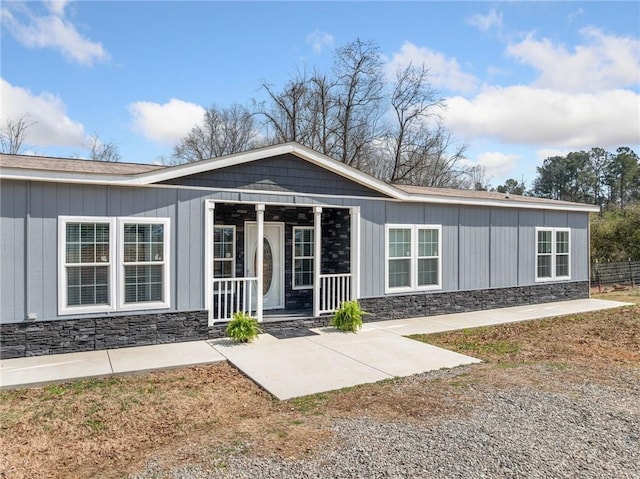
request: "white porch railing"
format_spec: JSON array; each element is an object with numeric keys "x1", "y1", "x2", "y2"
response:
[
  {"x1": 212, "y1": 277, "x2": 258, "y2": 322},
  {"x1": 318, "y1": 273, "x2": 353, "y2": 315}
]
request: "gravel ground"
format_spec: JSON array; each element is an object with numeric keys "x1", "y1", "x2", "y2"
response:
[{"x1": 133, "y1": 368, "x2": 640, "y2": 479}]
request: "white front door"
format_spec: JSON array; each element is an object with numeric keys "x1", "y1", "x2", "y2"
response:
[{"x1": 245, "y1": 222, "x2": 284, "y2": 310}]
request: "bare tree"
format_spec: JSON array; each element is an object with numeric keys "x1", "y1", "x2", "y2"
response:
[
  {"x1": 0, "y1": 114, "x2": 35, "y2": 154},
  {"x1": 332, "y1": 39, "x2": 386, "y2": 169},
  {"x1": 387, "y1": 63, "x2": 445, "y2": 183},
  {"x1": 173, "y1": 104, "x2": 258, "y2": 163},
  {"x1": 85, "y1": 133, "x2": 121, "y2": 162},
  {"x1": 259, "y1": 77, "x2": 309, "y2": 145}
]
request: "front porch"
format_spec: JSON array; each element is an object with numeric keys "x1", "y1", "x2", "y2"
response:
[{"x1": 204, "y1": 200, "x2": 360, "y2": 325}]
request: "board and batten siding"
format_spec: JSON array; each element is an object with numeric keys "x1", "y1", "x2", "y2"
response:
[{"x1": 0, "y1": 178, "x2": 591, "y2": 323}]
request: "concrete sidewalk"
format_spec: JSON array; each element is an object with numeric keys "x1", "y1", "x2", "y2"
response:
[{"x1": 0, "y1": 298, "x2": 631, "y2": 396}]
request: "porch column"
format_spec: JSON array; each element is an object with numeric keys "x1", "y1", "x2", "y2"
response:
[
  {"x1": 313, "y1": 206, "x2": 322, "y2": 317},
  {"x1": 255, "y1": 204, "x2": 265, "y2": 322},
  {"x1": 350, "y1": 207, "x2": 360, "y2": 300},
  {"x1": 205, "y1": 200, "x2": 216, "y2": 325}
]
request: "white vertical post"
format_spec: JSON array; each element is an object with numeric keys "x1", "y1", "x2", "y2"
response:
[
  {"x1": 205, "y1": 201, "x2": 215, "y2": 325},
  {"x1": 313, "y1": 206, "x2": 322, "y2": 317},
  {"x1": 255, "y1": 204, "x2": 265, "y2": 322},
  {"x1": 350, "y1": 207, "x2": 360, "y2": 301}
]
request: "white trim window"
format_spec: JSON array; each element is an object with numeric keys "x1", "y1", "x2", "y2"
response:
[
  {"x1": 535, "y1": 227, "x2": 571, "y2": 281},
  {"x1": 59, "y1": 217, "x2": 116, "y2": 314},
  {"x1": 293, "y1": 226, "x2": 314, "y2": 289},
  {"x1": 213, "y1": 226, "x2": 236, "y2": 278},
  {"x1": 385, "y1": 224, "x2": 442, "y2": 293},
  {"x1": 119, "y1": 218, "x2": 170, "y2": 310},
  {"x1": 59, "y1": 216, "x2": 170, "y2": 315}
]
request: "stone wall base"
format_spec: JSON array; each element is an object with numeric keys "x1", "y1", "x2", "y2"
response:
[
  {"x1": 359, "y1": 281, "x2": 590, "y2": 321},
  {"x1": 0, "y1": 311, "x2": 209, "y2": 359},
  {"x1": 1, "y1": 282, "x2": 589, "y2": 360}
]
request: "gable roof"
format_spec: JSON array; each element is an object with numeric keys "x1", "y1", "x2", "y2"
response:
[{"x1": 0, "y1": 143, "x2": 599, "y2": 212}]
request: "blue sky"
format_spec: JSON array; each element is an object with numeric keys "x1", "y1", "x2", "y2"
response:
[{"x1": 2, "y1": 1, "x2": 639, "y2": 187}]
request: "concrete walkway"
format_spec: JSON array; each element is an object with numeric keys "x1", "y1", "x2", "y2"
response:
[{"x1": 0, "y1": 298, "x2": 631, "y2": 397}]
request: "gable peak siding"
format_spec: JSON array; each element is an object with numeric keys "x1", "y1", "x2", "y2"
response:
[{"x1": 159, "y1": 154, "x2": 388, "y2": 198}]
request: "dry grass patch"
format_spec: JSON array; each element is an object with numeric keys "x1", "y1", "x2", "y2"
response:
[{"x1": 0, "y1": 363, "x2": 330, "y2": 479}]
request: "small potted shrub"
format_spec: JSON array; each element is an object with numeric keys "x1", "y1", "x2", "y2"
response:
[
  {"x1": 225, "y1": 311, "x2": 262, "y2": 343},
  {"x1": 330, "y1": 300, "x2": 367, "y2": 333}
]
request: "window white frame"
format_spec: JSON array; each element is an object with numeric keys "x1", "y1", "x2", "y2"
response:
[
  {"x1": 535, "y1": 227, "x2": 571, "y2": 282},
  {"x1": 385, "y1": 224, "x2": 442, "y2": 293},
  {"x1": 292, "y1": 226, "x2": 314, "y2": 290},
  {"x1": 58, "y1": 216, "x2": 117, "y2": 315},
  {"x1": 58, "y1": 216, "x2": 170, "y2": 315},
  {"x1": 213, "y1": 225, "x2": 236, "y2": 279},
  {"x1": 118, "y1": 217, "x2": 171, "y2": 311}
]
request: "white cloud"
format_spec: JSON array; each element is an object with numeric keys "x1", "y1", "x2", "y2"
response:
[
  {"x1": 386, "y1": 42, "x2": 478, "y2": 94},
  {"x1": 306, "y1": 30, "x2": 334, "y2": 54},
  {"x1": 0, "y1": 78, "x2": 85, "y2": 147},
  {"x1": 443, "y1": 86, "x2": 640, "y2": 149},
  {"x1": 1, "y1": 1, "x2": 108, "y2": 66},
  {"x1": 474, "y1": 152, "x2": 519, "y2": 178},
  {"x1": 467, "y1": 9, "x2": 503, "y2": 33},
  {"x1": 535, "y1": 148, "x2": 572, "y2": 161},
  {"x1": 506, "y1": 27, "x2": 640, "y2": 92},
  {"x1": 128, "y1": 99, "x2": 205, "y2": 145}
]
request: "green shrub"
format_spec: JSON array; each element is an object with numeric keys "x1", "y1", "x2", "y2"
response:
[
  {"x1": 330, "y1": 300, "x2": 366, "y2": 332},
  {"x1": 225, "y1": 312, "x2": 262, "y2": 343}
]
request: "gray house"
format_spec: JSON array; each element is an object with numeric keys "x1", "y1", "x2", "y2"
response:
[{"x1": 0, "y1": 143, "x2": 598, "y2": 359}]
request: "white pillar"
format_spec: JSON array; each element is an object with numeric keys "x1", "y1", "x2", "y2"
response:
[
  {"x1": 350, "y1": 207, "x2": 360, "y2": 300},
  {"x1": 205, "y1": 200, "x2": 215, "y2": 326},
  {"x1": 255, "y1": 204, "x2": 265, "y2": 322},
  {"x1": 313, "y1": 206, "x2": 322, "y2": 317}
]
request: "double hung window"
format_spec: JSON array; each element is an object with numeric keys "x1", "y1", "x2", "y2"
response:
[
  {"x1": 386, "y1": 225, "x2": 441, "y2": 292},
  {"x1": 213, "y1": 226, "x2": 235, "y2": 278},
  {"x1": 536, "y1": 228, "x2": 570, "y2": 281},
  {"x1": 293, "y1": 227, "x2": 314, "y2": 288}
]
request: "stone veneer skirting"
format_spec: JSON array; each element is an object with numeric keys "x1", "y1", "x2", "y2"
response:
[
  {"x1": 0, "y1": 311, "x2": 209, "y2": 359},
  {"x1": 358, "y1": 281, "x2": 590, "y2": 321},
  {"x1": 0, "y1": 281, "x2": 588, "y2": 359}
]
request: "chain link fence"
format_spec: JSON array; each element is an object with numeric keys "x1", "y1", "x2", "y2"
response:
[{"x1": 591, "y1": 261, "x2": 640, "y2": 288}]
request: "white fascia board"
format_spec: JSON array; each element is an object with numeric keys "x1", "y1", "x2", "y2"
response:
[{"x1": 403, "y1": 193, "x2": 600, "y2": 212}]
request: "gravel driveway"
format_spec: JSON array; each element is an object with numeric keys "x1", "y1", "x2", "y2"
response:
[{"x1": 134, "y1": 367, "x2": 640, "y2": 479}]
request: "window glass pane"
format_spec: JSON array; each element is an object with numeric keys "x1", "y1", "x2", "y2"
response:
[
  {"x1": 418, "y1": 258, "x2": 438, "y2": 286},
  {"x1": 214, "y1": 260, "x2": 233, "y2": 278},
  {"x1": 124, "y1": 224, "x2": 137, "y2": 243},
  {"x1": 67, "y1": 265, "x2": 109, "y2": 306},
  {"x1": 556, "y1": 255, "x2": 569, "y2": 277},
  {"x1": 294, "y1": 258, "x2": 314, "y2": 287},
  {"x1": 538, "y1": 230, "x2": 552, "y2": 254},
  {"x1": 81, "y1": 244, "x2": 95, "y2": 263},
  {"x1": 556, "y1": 231, "x2": 569, "y2": 254},
  {"x1": 96, "y1": 223, "x2": 110, "y2": 242},
  {"x1": 124, "y1": 265, "x2": 163, "y2": 303},
  {"x1": 537, "y1": 255, "x2": 552, "y2": 278},
  {"x1": 124, "y1": 244, "x2": 137, "y2": 262},
  {"x1": 66, "y1": 244, "x2": 80, "y2": 263},
  {"x1": 418, "y1": 229, "x2": 438, "y2": 257},
  {"x1": 137, "y1": 224, "x2": 150, "y2": 242},
  {"x1": 151, "y1": 224, "x2": 164, "y2": 242},
  {"x1": 80, "y1": 223, "x2": 95, "y2": 242},
  {"x1": 389, "y1": 228, "x2": 411, "y2": 258},
  {"x1": 151, "y1": 243, "x2": 164, "y2": 261},
  {"x1": 96, "y1": 244, "x2": 109, "y2": 263},
  {"x1": 389, "y1": 258, "x2": 411, "y2": 287},
  {"x1": 66, "y1": 223, "x2": 79, "y2": 242}
]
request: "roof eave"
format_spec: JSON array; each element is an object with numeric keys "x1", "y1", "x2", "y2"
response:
[{"x1": 403, "y1": 193, "x2": 600, "y2": 212}]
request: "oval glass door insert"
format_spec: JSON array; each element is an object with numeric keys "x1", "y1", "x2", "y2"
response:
[{"x1": 254, "y1": 238, "x2": 274, "y2": 295}]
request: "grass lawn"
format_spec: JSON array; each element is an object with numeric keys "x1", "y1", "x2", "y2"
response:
[{"x1": 1, "y1": 289, "x2": 638, "y2": 478}]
